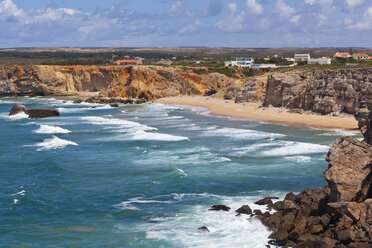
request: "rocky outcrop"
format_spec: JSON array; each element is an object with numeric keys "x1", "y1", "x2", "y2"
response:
[
  {"x1": 9, "y1": 104, "x2": 60, "y2": 119},
  {"x1": 355, "y1": 101, "x2": 372, "y2": 145},
  {"x1": 0, "y1": 65, "x2": 233, "y2": 100},
  {"x1": 234, "y1": 68, "x2": 372, "y2": 115},
  {"x1": 254, "y1": 118, "x2": 372, "y2": 247}
]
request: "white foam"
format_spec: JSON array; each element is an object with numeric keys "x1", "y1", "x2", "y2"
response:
[
  {"x1": 4, "y1": 112, "x2": 29, "y2": 120},
  {"x1": 12, "y1": 190, "x2": 26, "y2": 196},
  {"x1": 34, "y1": 125, "x2": 71, "y2": 134},
  {"x1": 58, "y1": 105, "x2": 113, "y2": 113},
  {"x1": 81, "y1": 116, "x2": 156, "y2": 131},
  {"x1": 34, "y1": 135, "x2": 78, "y2": 151},
  {"x1": 130, "y1": 130, "x2": 189, "y2": 142},
  {"x1": 317, "y1": 129, "x2": 358, "y2": 136},
  {"x1": 203, "y1": 127, "x2": 285, "y2": 140},
  {"x1": 144, "y1": 194, "x2": 274, "y2": 248},
  {"x1": 176, "y1": 167, "x2": 187, "y2": 177},
  {"x1": 115, "y1": 197, "x2": 174, "y2": 210},
  {"x1": 262, "y1": 141, "x2": 329, "y2": 156},
  {"x1": 13, "y1": 199, "x2": 18, "y2": 204},
  {"x1": 284, "y1": 156, "x2": 312, "y2": 163}
]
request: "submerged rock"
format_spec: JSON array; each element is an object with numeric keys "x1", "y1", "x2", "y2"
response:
[
  {"x1": 9, "y1": 104, "x2": 60, "y2": 119},
  {"x1": 197, "y1": 226, "x2": 210, "y2": 233},
  {"x1": 208, "y1": 205, "x2": 230, "y2": 211}
]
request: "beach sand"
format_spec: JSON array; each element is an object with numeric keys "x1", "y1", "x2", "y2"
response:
[{"x1": 156, "y1": 96, "x2": 358, "y2": 130}]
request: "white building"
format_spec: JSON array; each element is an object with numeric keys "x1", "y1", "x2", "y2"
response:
[
  {"x1": 352, "y1": 53, "x2": 369, "y2": 60},
  {"x1": 251, "y1": 64, "x2": 278, "y2": 69},
  {"x1": 294, "y1": 54, "x2": 310, "y2": 61},
  {"x1": 308, "y1": 57, "x2": 332, "y2": 65},
  {"x1": 225, "y1": 58, "x2": 254, "y2": 67}
]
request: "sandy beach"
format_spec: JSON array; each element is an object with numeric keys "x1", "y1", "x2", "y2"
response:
[{"x1": 156, "y1": 96, "x2": 359, "y2": 130}]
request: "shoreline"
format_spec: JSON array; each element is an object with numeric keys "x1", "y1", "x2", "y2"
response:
[{"x1": 156, "y1": 96, "x2": 359, "y2": 131}]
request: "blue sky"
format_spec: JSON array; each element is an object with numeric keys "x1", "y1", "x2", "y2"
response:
[{"x1": 0, "y1": 0, "x2": 371, "y2": 48}]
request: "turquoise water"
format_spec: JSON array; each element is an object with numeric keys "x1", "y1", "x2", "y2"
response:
[{"x1": 0, "y1": 97, "x2": 358, "y2": 247}]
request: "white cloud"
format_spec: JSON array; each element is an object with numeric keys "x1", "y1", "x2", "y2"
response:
[
  {"x1": 0, "y1": 0, "x2": 23, "y2": 20},
  {"x1": 179, "y1": 20, "x2": 203, "y2": 33},
  {"x1": 347, "y1": 6, "x2": 372, "y2": 30},
  {"x1": 346, "y1": 0, "x2": 365, "y2": 8},
  {"x1": 168, "y1": 0, "x2": 182, "y2": 17},
  {"x1": 216, "y1": 3, "x2": 246, "y2": 32},
  {"x1": 291, "y1": 15, "x2": 300, "y2": 25},
  {"x1": 246, "y1": 0, "x2": 263, "y2": 15},
  {"x1": 275, "y1": 0, "x2": 295, "y2": 19}
]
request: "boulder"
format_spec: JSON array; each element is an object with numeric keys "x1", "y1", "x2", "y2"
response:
[
  {"x1": 9, "y1": 104, "x2": 60, "y2": 119},
  {"x1": 325, "y1": 136, "x2": 372, "y2": 202},
  {"x1": 27, "y1": 108, "x2": 60, "y2": 119},
  {"x1": 208, "y1": 205, "x2": 230, "y2": 211},
  {"x1": 235, "y1": 205, "x2": 252, "y2": 215},
  {"x1": 9, "y1": 104, "x2": 28, "y2": 115}
]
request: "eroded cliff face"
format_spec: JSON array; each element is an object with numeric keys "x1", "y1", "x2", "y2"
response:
[
  {"x1": 0, "y1": 65, "x2": 233, "y2": 100},
  {"x1": 235, "y1": 68, "x2": 372, "y2": 115}
]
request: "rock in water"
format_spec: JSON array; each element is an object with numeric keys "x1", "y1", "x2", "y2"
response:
[
  {"x1": 208, "y1": 205, "x2": 230, "y2": 211},
  {"x1": 9, "y1": 104, "x2": 28, "y2": 115},
  {"x1": 27, "y1": 108, "x2": 60, "y2": 119},
  {"x1": 235, "y1": 205, "x2": 252, "y2": 215},
  {"x1": 9, "y1": 104, "x2": 60, "y2": 119},
  {"x1": 197, "y1": 226, "x2": 210, "y2": 233}
]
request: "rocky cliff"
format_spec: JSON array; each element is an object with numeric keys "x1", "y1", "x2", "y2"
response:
[
  {"x1": 234, "y1": 68, "x2": 372, "y2": 115},
  {"x1": 254, "y1": 106, "x2": 372, "y2": 247},
  {"x1": 0, "y1": 65, "x2": 233, "y2": 100}
]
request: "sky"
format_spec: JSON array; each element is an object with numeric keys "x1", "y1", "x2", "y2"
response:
[{"x1": 0, "y1": 0, "x2": 371, "y2": 48}]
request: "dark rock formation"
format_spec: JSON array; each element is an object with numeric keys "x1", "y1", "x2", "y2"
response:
[
  {"x1": 235, "y1": 205, "x2": 252, "y2": 215},
  {"x1": 197, "y1": 226, "x2": 210, "y2": 233},
  {"x1": 208, "y1": 205, "x2": 230, "y2": 211},
  {"x1": 9, "y1": 104, "x2": 28, "y2": 115},
  {"x1": 257, "y1": 134, "x2": 372, "y2": 247},
  {"x1": 9, "y1": 104, "x2": 60, "y2": 119},
  {"x1": 254, "y1": 104, "x2": 372, "y2": 247}
]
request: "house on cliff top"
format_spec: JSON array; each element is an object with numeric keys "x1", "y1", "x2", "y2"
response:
[
  {"x1": 334, "y1": 52, "x2": 351, "y2": 58},
  {"x1": 352, "y1": 53, "x2": 369, "y2": 60}
]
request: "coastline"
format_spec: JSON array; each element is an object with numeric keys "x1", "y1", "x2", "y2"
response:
[{"x1": 156, "y1": 96, "x2": 359, "y2": 130}]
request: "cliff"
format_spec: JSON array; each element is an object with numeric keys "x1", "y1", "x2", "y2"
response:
[
  {"x1": 234, "y1": 68, "x2": 372, "y2": 115},
  {"x1": 254, "y1": 106, "x2": 372, "y2": 248},
  {"x1": 0, "y1": 65, "x2": 233, "y2": 100}
]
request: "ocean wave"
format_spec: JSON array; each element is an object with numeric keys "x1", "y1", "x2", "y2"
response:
[
  {"x1": 129, "y1": 130, "x2": 189, "y2": 142},
  {"x1": 284, "y1": 156, "x2": 312, "y2": 163},
  {"x1": 143, "y1": 194, "x2": 279, "y2": 248},
  {"x1": 33, "y1": 125, "x2": 71, "y2": 134},
  {"x1": 0, "y1": 112, "x2": 29, "y2": 120},
  {"x1": 317, "y1": 129, "x2": 358, "y2": 136},
  {"x1": 202, "y1": 127, "x2": 285, "y2": 140},
  {"x1": 262, "y1": 141, "x2": 329, "y2": 156},
  {"x1": 33, "y1": 135, "x2": 78, "y2": 151},
  {"x1": 115, "y1": 197, "x2": 174, "y2": 210},
  {"x1": 57, "y1": 105, "x2": 113, "y2": 113},
  {"x1": 81, "y1": 116, "x2": 156, "y2": 131}
]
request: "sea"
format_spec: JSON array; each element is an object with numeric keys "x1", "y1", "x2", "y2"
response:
[{"x1": 0, "y1": 97, "x2": 359, "y2": 248}]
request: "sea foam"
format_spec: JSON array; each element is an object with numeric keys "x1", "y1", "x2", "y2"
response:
[
  {"x1": 34, "y1": 125, "x2": 71, "y2": 134},
  {"x1": 34, "y1": 135, "x2": 78, "y2": 151},
  {"x1": 203, "y1": 127, "x2": 285, "y2": 140},
  {"x1": 262, "y1": 141, "x2": 329, "y2": 156}
]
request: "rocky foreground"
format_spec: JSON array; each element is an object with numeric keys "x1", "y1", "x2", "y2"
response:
[
  {"x1": 205, "y1": 102, "x2": 372, "y2": 248},
  {"x1": 256, "y1": 102, "x2": 372, "y2": 247}
]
